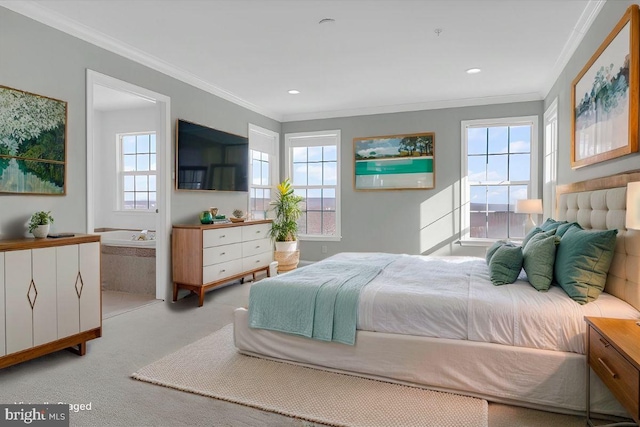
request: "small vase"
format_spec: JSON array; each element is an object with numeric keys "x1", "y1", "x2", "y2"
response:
[
  {"x1": 32, "y1": 224, "x2": 50, "y2": 238},
  {"x1": 199, "y1": 211, "x2": 213, "y2": 224}
]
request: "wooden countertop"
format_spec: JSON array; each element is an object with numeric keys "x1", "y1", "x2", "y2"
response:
[
  {"x1": 0, "y1": 234, "x2": 100, "y2": 251},
  {"x1": 172, "y1": 219, "x2": 272, "y2": 230}
]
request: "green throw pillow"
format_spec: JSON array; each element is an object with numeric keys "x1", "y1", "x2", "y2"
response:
[
  {"x1": 522, "y1": 228, "x2": 556, "y2": 251},
  {"x1": 486, "y1": 240, "x2": 510, "y2": 265},
  {"x1": 554, "y1": 227, "x2": 618, "y2": 304},
  {"x1": 522, "y1": 232, "x2": 560, "y2": 291},
  {"x1": 489, "y1": 244, "x2": 523, "y2": 286}
]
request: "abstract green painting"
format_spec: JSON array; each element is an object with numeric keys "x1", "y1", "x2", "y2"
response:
[{"x1": 0, "y1": 86, "x2": 67, "y2": 195}]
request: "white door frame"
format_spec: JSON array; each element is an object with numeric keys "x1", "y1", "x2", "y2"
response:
[{"x1": 86, "y1": 70, "x2": 171, "y2": 301}]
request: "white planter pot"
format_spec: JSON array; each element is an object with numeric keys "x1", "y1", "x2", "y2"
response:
[
  {"x1": 275, "y1": 241, "x2": 297, "y2": 252},
  {"x1": 32, "y1": 224, "x2": 50, "y2": 238}
]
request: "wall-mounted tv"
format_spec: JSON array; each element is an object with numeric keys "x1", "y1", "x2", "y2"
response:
[{"x1": 175, "y1": 119, "x2": 248, "y2": 192}]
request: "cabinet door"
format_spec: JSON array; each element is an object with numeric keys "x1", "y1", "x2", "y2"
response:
[
  {"x1": 0, "y1": 253, "x2": 5, "y2": 356},
  {"x1": 5, "y1": 250, "x2": 33, "y2": 354},
  {"x1": 79, "y1": 242, "x2": 101, "y2": 332},
  {"x1": 32, "y1": 247, "x2": 57, "y2": 347},
  {"x1": 57, "y1": 245, "x2": 80, "y2": 339}
]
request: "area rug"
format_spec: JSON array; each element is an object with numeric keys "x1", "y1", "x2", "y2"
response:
[{"x1": 132, "y1": 324, "x2": 488, "y2": 427}]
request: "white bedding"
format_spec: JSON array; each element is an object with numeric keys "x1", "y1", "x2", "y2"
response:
[{"x1": 339, "y1": 252, "x2": 640, "y2": 354}]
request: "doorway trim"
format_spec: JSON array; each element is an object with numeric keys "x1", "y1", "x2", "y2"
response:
[{"x1": 86, "y1": 70, "x2": 171, "y2": 301}]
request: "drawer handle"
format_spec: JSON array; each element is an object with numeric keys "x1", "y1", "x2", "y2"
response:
[
  {"x1": 599, "y1": 337, "x2": 611, "y2": 348},
  {"x1": 220, "y1": 269, "x2": 226, "y2": 273},
  {"x1": 255, "y1": 260, "x2": 260, "y2": 263},
  {"x1": 220, "y1": 252, "x2": 226, "y2": 256},
  {"x1": 256, "y1": 245, "x2": 260, "y2": 249},
  {"x1": 597, "y1": 358, "x2": 618, "y2": 378},
  {"x1": 220, "y1": 235, "x2": 226, "y2": 238},
  {"x1": 257, "y1": 231, "x2": 261, "y2": 233}
]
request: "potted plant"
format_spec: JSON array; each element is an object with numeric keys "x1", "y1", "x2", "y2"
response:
[
  {"x1": 28, "y1": 211, "x2": 54, "y2": 238},
  {"x1": 269, "y1": 178, "x2": 303, "y2": 253}
]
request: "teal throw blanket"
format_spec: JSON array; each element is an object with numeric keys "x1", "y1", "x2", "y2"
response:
[{"x1": 249, "y1": 254, "x2": 398, "y2": 345}]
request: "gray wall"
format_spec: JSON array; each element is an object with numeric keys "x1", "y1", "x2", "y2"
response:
[
  {"x1": 545, "y1": 0, "x2": 640, "y2": 185},
  {"x1": 0, "y1": 7, "x2": 280, "y2": 240},
  {"x1": 283, "y1": 101, "x2": 543, "y2": 261}
]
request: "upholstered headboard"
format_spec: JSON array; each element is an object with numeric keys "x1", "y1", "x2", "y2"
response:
[{"x1": 556, "y1": 171, "x2": 640, "y2": 311}]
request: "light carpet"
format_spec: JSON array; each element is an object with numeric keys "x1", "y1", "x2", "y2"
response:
[{"x1": 132, "y1": 324, "x2": 488, "y2": 427}]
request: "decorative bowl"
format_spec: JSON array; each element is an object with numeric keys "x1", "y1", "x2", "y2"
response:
[{"x1": 229, "y1": 217, "x2": 245, "y2": 223}]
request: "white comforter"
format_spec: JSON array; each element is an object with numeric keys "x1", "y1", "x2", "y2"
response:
[{"x1": 338, "y1": 253, "x2": 640, "y2": 354}]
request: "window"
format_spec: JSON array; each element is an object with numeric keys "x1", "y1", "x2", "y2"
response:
[
  {"x1": 543, "y1": 99, "x2": 558, "y2": 220},
  {"x1": 119, "y1": 132, "x2": 156, "y2": 211},
  {"x1": 285, "y1": 130, "x2": 341, "y2": 241},
  {"x1": 461, "y1": 116, "x2": 538, "y2": 241},
  {"x1": 248, "y1": 124, "x2": 279, "y2": 219}
]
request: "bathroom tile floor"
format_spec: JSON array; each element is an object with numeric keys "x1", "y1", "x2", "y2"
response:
[{"x1": 102, "y1": 290, "x2": 160, "y2": 319}]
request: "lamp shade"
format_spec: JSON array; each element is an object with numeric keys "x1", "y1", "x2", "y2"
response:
[
  {"x1": 626, "y1": 182, "x2": 640, "y2": 230},
  {"x1": 515, "y1": 199, "x2": 543, "y2": 214}
]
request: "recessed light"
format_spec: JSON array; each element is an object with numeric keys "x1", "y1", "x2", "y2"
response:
[
  {"x1": 288, "y1": 89, "x2": 300, "y2": 95},
  {"x1": 466, "y1": 68, "x2": 482, "y2": 74}
]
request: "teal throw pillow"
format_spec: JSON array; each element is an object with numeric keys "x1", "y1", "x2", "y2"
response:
[
  {"x1": 539, "y1": 218, "x2": 567, "y2": 232},
  {"x1": 554, "y1": 227, "x2": 618, "y2": 304},
  {"x1": 556, "y1": 222, "x2": 582, "y2": 237},
  {"x1": 522, "y1": 232, "x2": 560, "y2": 291},
  {"x1": 489, "y1": 244, "x2": 523, "y2": 286},
  {"x1": 486, "y1": 240, "x2": 509, "y2": 265}
]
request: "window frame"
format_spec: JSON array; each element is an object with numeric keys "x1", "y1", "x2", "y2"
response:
[
  {"x1": 116, "y1": 131, "x2": 157, "y2": 213},
  {"x1": 248, "y1": 124, "x2": 279, "y2": 219},
  {"x1": 460, "y1": 116, "x2": 539, "y2": 244},
  {"x1": 284, "y1": 130, "x2": 341, "y2": 242}
]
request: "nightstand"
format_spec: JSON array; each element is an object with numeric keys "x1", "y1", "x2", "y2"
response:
[{"x1": 585, "y1": 317, "x2": 640, "y2": 426}]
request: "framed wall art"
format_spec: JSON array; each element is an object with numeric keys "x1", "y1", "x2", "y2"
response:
[
  {"x1": 354, "y1": 132, "x2": 435, "y2": 190},
  {"x1": 0, "y1": 85, "x2": 67, "y2": 194},
  {"x1": 571, "y1": 4, "x2": 639, "y2": 168}
]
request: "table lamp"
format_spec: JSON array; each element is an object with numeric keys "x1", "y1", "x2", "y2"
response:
[
  {"x1": 626, "y1": 181, "x2": 640, "y2": 230},
  {"x1": 516, "y1": 199, "x2": 543, "y2": 233}
]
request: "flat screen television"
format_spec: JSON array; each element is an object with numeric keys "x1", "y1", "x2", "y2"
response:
[{"x1": 175, "y1": 119, "x2": 249, "y2": 192}]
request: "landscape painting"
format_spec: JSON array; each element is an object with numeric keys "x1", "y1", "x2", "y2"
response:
[
  {"x1": 354, "y1": 132, "x2": 434, "y2": 190},
  {"x1": 0, "y1": 86, "x2": 66, "y2": 194},
  {"x1": 571, "y1": 5, "x2": 639, "y2": 168}
]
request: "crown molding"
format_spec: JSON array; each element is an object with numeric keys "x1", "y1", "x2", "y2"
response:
[
  {"x1": 281, "y1": 92, "x2": 543, "y2": 123},
  {"x1": 0, "y1": 1, "x2": 283, "y2": 122},
  {"x1": 541, "y1": 0, "x2": 607, "y2": 98}
]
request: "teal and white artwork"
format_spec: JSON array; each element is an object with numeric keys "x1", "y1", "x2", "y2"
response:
[
  {"x1": 0, "y1": 86, "x2": 66, "y2": 194},
  {"x1": 354, "y1": 132, "x2": 434, "y2": 190}
]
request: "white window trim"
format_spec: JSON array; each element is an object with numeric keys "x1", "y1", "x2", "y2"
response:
[
  {"x1": 284, "y1": 130, "x2": 342, "y2": 242},
  {"x1": 248, "y1": 124, "x2": 279, "y2": 216},
  {"x1": 543, "y1": 99, "x2": 558, "y2": 220},
  {"x1": 116, "y1": 131, "x2": 157, "y2": 213},
  {"x1": 460, "y1": 115, "x2": 539, "y2": 243}
]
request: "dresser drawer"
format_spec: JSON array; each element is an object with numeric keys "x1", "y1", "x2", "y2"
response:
[
  {"x1": 202, "y1": 259, "x2": 243, "y2": 284},
  {"x1": 242, "y1": 252, "x2": 273, "y2": 271},
  {"x1": 203, "y1": 242, "x2": 242, "y2": 267},
  {"x1": 241, "y1": 223, "x2": 271, "y2": 242},
  {"x1": 589, "y1": 327, "x2": 639, "y2": 418},
  {"x1": 203, "y1": 227, "x2": 242, "y2": 248},
  {"x1": 242, "y1": 238, "x2": 272, "y2": 258}
]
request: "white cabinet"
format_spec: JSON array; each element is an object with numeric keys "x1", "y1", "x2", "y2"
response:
[
  {"x1": 0, "y1": 236, "x2": 102, "y2": 369},
  {"x1": 172, "y1": 220, "x2": 273, "y2": 306}
]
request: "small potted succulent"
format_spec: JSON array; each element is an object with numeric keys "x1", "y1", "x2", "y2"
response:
[
  {"x1": 28, "y1": 211, "x2": 54, "y2": 238},
  {"x1": 230, "y1": 209, "x2": 246, "y2": 223}
]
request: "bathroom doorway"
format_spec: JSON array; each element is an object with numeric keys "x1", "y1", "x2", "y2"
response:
[{"x1": 86, "y1": 71, "x2": 171, "y2": 316}]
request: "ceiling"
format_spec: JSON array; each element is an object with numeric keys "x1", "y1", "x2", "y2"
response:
[{"x1": 2, "y1": 0, "x2": 604, "y2": 122}]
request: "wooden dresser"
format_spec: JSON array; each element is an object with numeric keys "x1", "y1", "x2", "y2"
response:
[
  {"x1": 585, "y1": 316, "x2": 640, "y2": 425},
  {"x1": 0, "y1": 235, "x2": 102, "y2": 369},
  {"x1": 172, "y1": 220, "x2": 273, "y2": 306}
]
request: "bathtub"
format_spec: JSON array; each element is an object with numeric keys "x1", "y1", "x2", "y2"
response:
[{"x1": 97, "y1": 230, "x2": 156, "y2": 248}]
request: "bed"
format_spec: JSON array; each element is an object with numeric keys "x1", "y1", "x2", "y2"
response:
[{"x1": 233, "y1": 171, "x2": 640, "y2": 417}]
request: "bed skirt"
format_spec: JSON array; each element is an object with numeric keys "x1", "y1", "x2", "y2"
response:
[{"x1": 233, "y1": 308, "x2": 627, "y2": 418}]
